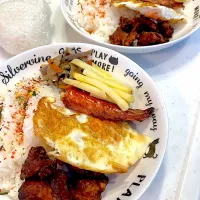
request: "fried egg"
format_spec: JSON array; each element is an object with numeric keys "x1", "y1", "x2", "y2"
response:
[
  {"x1": 33, "y1": 97, "x2": 152, "y2": 174},
  {"x1": 112, "y1": 0, "x2": 187, "y2": 22}
]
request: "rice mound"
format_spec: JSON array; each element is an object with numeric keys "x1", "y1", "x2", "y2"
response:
[
  {"x1": 72, "y1": 0, "x2": 136, "y2": 42},
  {"x1": 0, "y1": 78, "x2": 61, "y2": 199}
]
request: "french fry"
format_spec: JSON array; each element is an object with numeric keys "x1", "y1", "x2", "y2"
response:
[
  {"x1": 63, "y1": 79, "x2": 106, "y2": 99},
  {"x1": 91, "y1": 63, "x2": 133, "y2": 94},
  {"x1": 90, "y1": 93, "x2": 115, "y2": 103},
  {"x1": 71, "y1": 59, "x2": 133, "y2": 93},
  {"x1": 113, "y1": 88, "x2": 134, "y2": 103},
  {"x1": 91, "y1": 63, "x2": 112, "y2": 77},
  {"x1": 72, "y1": 72, "x2": 129, "y2": 111},
  {"x1": 71, "y1": 59, "x2": 91, "y2": 69},
  {"x1": 83, "y1": 68, "x2": 133, "y2": 93}
]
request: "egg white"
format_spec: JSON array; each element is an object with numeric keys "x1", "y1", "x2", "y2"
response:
[{"x1": 113, "y1": 2, "x2": 187, "y2": 21}]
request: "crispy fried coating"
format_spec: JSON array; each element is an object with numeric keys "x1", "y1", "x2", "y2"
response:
[
  {"x1": 69, "y1": 165, "x2": 108, "y2": 180},
  {"x1": 51, "y1": 170, "x2": 72, "y2": 200},
  {"x1": 120, "y1": 16, "x2": 133, "y2": 32},
  {"x1": 70, "y1": 179, "x2": 108, "y2": 200},
  {"x1": 20, "y1": 146, "x2": 56, "y2": 180},
  {"x1": 138, "y1": 16, "x2": 158, "y2": 32},
  {"x1": 109, "y1": 27, "x2": 128, "y2": 45},
  {"x1": 138, "y1": 31, "x2": 166, "y2": 46},
  {"x1": 109, "y1": 16, "x2": 174, "y2": 46},
  {"x1": 18, "y1": 180, "x2": 55, "y2": 200},
  {"x1": 158, "y1": 21, "x2": 174, "y2": 38}
]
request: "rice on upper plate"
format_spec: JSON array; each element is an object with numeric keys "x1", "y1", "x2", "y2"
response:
[{"x1": 72, "y1": 0, "x2": 137, "y2": 42}]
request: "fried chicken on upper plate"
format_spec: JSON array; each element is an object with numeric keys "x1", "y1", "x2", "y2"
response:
[{"x1": 110, "y1": 16, "x2": 174, "y2": 46}]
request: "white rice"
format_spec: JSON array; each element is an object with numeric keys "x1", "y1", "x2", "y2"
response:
[
  {"x1": 0, "y1": 77, "x2": 62, "y2": 199},
  {"x1": 72, "y1": 0, "x2": 136, "y2": 42}
]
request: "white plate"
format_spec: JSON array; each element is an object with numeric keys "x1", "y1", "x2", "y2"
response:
[
  {"x1": 0, "y1": 43, "x2": 168, "y2": 200},
  {"x1": 61, "y1": 0, "x2": 200, "y2": 53}
]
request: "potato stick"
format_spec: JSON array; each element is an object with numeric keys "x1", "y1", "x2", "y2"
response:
[
  {"x1": 71, "y1": 59, "x2": 132, "y2": 93},
  {"x1": 113, "y1": 88, "x2": 135, "y2": 103},
  {"x1": 71, "y1": 59, "x2": 111, "y2": 78},
  {"x1": 83, "y1": 68, "x2": 132, "y2": 93},
  {"x1": 72, "y1": 72, "x2": 129, "y2": 111},
  {"x1": 63, "y1": 79, "x2": 106, "y2": 99},
  {"x1": 91, "y1": 63, "x2": 112, "y2": 77},
  {"x1": 71, "y1": 59, "x2": 91, "y2": 69},
  {"x1": 90, "y1": 93, "x2": 115, "y2": 103},
  {"x1": 91, "y1": 63, "x2": 133, "y2": 93}
]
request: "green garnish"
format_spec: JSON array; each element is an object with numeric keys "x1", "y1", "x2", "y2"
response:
[
  {"x1": 17, "y1": 96, "x2": 25, "y2": 105},
  {"x1": 32, "y1": 91, "x2": 37, "y2": 96},
  {"x1": 0, "y1": 192, "x2": 8, "y2": 195}
]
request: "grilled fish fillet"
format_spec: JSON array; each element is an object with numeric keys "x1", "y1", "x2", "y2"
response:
[
  {"x1": 33, "y1": 97, "x2": 152, "y2": 174},
  {"x1": 61, "y1": 87, "x2": 154, "y2": 122}
]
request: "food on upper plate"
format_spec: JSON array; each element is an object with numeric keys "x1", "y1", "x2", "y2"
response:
[
  {"x1": 62, "y1": 86, "x2": 154, "y2": 122},
  {"x1": 18, "y1": 146, "x2": 108, "y2": 200},
  {"x1": 110, "y1": 16, "x2": 174, "y2": 46},
  {"x1": 68, "y1": 165, "x2": 108, "y2": 179},
  {"x1": 0, "y1": 0, "x2": 52, "y2": 55},
  {"x1": 116, "y1": 0, "x2": 185, "y2": 9},
  {"x1": 111, "y1": 0, "x2": 186, "y2": 21},
  {"x1": 33, "y1": 97, "x2": 152, "y2": 173},
  {"x1": 71, "y1": 0, "x2": 186, "y2": 46}
]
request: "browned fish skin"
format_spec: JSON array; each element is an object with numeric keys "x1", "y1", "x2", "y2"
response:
[
  {"x1": 140, "y1": 0, "x2": 184, "y2": 8},
  {"x1": 61, "y1": 87, "x2": 154, "y2": 122}
]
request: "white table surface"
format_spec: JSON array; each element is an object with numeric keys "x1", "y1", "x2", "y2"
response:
[{"x1": 0, "y1": 1, "x2": 200, "y2": 200}]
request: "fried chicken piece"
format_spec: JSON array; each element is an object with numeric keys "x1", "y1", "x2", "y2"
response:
[
  {"x1": 138, "y1": 16, "x2": 158, "y2": 32},
  {"x1": 70, "y1": 179, "x2": 108, "y2": 200},
  {"x1": 141, "y1": 0, "x2": 184, "y2": 8},
  {"x1": 69, "y1": 165, "x2": 108, "y2": 180},
  {"x1": 20, "y1": 146, "x2": 56, "y2": 180},
  {"x1": 109, "y1": 27, "x2": 128, "y2": 45},
  {"x1": 38, "y1": 164, "x2": 57, "y2": 180},
  {"x1": 120, "y1": 16, "x2": 133, "y2": 32},
  {"x1": 124, "y1": 20, "x2": 139, "y2": 46},
  {"x1": 61, "y1": 87, "x2": 154, "y2": 122},
  {"x1": 18, "y1": 180, "x2": 55, "y2": 200},
  {"x1": 158, "y1": 21, "x2": 174, "y2": 38},
  {"x1": 137, "y1": 32, "x2": 166, "y2": 46},
  {"x1": 51, "y1": 170, "x2": 72, "y2": 200}
]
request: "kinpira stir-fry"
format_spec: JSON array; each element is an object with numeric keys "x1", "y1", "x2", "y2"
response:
[{"x1": 40, "y1": 48, "x2": 154, "y2": 119}]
